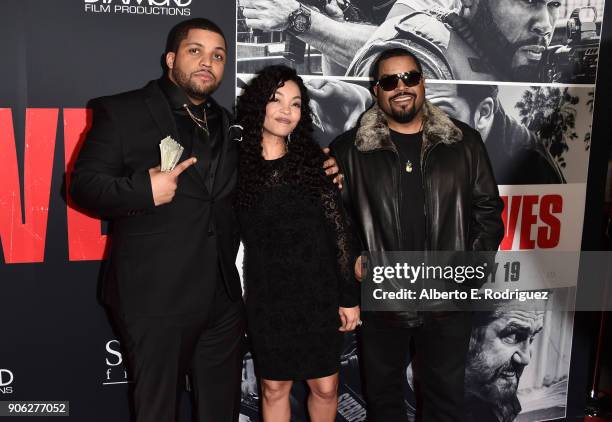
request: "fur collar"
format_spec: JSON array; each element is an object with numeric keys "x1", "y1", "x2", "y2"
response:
[{"x1": 354, "y1": 101, "x2": 463, "y2": 152}]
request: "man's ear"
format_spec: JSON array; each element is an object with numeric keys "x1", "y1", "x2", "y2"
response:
[
  {"x1": 372, "y1": 84, "x2": 379, "y2": 99},
  {"x1": 165, "y1": 52, "x2": 175, "y2": 70},
  {"x1": 473, "y1": 97, "x2": 495, "y2": 141}
]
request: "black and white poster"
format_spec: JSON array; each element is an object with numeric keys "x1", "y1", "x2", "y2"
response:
[
  {"x1": 236, "y1": 0, "x2": 605, "y2": 420},
  {"x1": 237, "y1": 0, "x2": 604, "y2": 83}
]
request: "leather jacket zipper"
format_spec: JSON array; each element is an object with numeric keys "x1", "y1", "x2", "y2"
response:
[
  {"x1": 421, "y1": 142, "x2": 441, "y2": 251},
  {"x1": 388, "y1": 144, "x2": 403, "y2": 246}
]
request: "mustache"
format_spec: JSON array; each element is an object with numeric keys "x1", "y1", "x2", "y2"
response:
[
  {"x1": 493, "y1": 359, "x2": 525, "y2": 382},
  {"x1": 390, "y1": 91, "x2": 416, "y2": 101},
  {"x1": 514, "y1": 36, "x2": 549, "y2": 50},
  {"x1": 192, "y1": 69, "x2": 216, "y2": 80}
]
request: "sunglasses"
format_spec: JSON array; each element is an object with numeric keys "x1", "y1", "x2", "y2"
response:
[{"x1": 376, "y1": 71, "x2": 422, "y2": 91}]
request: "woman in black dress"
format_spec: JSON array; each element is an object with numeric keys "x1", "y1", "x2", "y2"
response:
[{"x1": 235, "y1": 65, "x2": 361, "y2": 421}]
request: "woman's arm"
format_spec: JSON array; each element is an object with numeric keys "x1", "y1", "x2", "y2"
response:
[{"x1": 320, "y1": 184, "x2": 361, "y2": 330}]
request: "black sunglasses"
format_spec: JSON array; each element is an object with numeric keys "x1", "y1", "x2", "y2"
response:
[{"x1": 376, "y1": 71, "x2": 422, "y2": 91}]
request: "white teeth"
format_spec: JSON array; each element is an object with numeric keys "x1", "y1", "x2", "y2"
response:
[
  {"x1": 525, "y1": 49, "x2": 543, "y2": 60},
  {"x1": 524, "y1": 46, "x2": 544, "y2": 54}
]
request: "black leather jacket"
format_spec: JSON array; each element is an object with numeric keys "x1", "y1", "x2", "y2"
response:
[{"x1": 330, "y1": 101, "x2": 504, "y2": 327}]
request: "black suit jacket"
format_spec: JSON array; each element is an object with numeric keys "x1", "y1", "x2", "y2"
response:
[{"x1": 70, "y1": 80, "x2": 241, "y2": 317}]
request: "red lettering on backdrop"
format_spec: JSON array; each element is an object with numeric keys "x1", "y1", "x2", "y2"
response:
[
  {"x1": 0, "y1": 111, "x2": 568, "y2": 262},
  {"x1": 64, "y1": 108, "x2": 108, "y2": 261},
  {"x1": 500, "y1": 195, "x2": 522, "y2": 250},
  {"x1": 500, "y1": 194, "x2": 563, "y2": 250},
  {"x1": 538, "y1": 194, "x2": 562, "y2": 248},
  {"x1": 0, "y1": 108, "x2": 57, "y2": 263},
  {"x1": 520, "y1": 195, "x2": 539, "y2": 249}
]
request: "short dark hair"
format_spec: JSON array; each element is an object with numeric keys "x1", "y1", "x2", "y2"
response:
[
  {"x1": 370, "y1": 48, "x2": 423, "y2": 83},
  {"x1": 456, "y1": 84, "x2": 499, "y2": 113},
  {"x1": 165, "y1": 18, "x2": 226, "y2": 54}
]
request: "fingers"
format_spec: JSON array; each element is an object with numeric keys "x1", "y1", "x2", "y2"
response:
[
  {"x1": 324, "y1": 158, "x2": 339, "y2": 176},
  {"x1": 321, "y1": 150, "x2": 340, "y2": 177},
  {"x1": 338, "y1": 310, "x2": 348, "y2": 332},
  {"x1": 308, "y1": 80, "x2": 334, "y2": 99},
  {"x1": 323, "y1": 158, "x2": 335, "y2": 171},
  {"x1": 333, "y1": 173, "x2": 344, "y2": 189},
  {"x1": 150, "y1": 159, "x2": 194, "y2": 206},
  {"x1": 339, "y1": 307, "x2": 360, "y2": 332},
  {"x1": 305, "y1": 79, "x2": 328, "y2": 91},
  {"x1": 171, "y1": 157, "x2": 197, "y2": 176},
  {"x1": 241, "y1": 7, "x2": 259, "y2": 18},
  {"x1": 346, "y1": 310, "x2": 358, "y2": 331},
  {"x1": 326, "y1": 166, "x2": 339, "y2": 176},
  {"x1": 324, "y1": 1, "x2": 344, "y2": 18},
  {"x1": 244, "y1": 18, "x2": 265, "y2": 29},
  {"x1": 149, "y1": 166, "x2": 161, "y2": 178}
]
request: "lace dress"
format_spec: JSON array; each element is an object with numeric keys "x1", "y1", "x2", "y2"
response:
[{"x1": 238, "y1": 155, "x2": 359, "y2": 381}]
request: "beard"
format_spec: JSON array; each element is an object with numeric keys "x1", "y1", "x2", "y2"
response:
[
  {"x1": 171, "y1": 67, "x2": 219, "y2": 101},
  {"x1": 387, "y1": 92, "x2": 420, "y2": 123},
  {"x1": 510, "y1": 63, "x2": 542, "y2": 82},
  {"x1": 465, "y1": 349, "x2": 524, "y2": 422},
  {"x1": 470, "y1": 2, "x2": 544, "y2": 81}
]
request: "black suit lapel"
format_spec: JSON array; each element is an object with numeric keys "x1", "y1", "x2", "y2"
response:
[{"x1": 143, "y1": 82, "x2": 209, "y2": 194}]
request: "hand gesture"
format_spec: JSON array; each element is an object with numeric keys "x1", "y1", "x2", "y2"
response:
[{"x1": 149, "y1": 157, "x2": 197, "y2": 206}]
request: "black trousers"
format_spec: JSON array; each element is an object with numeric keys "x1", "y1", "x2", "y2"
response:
[
  {"x1": 113, "y1": 278, "x2": 245, "y2": 422},
  {"x1": 360, "y1": 312, "x2": 473, "y2": 422}
]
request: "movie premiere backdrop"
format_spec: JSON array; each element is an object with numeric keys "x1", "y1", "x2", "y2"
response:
[{"x1": 0, "y1": 0, "x2": 610, "y2": 421}]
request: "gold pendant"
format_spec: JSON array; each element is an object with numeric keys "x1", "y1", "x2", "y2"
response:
[{"x1": 406, "y1": 160, "x2": 413, "y2": 173}]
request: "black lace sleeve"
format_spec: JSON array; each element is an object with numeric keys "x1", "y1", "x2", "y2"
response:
[{"x1": 320, "y1": 184, "x2": 361, "y2": 308}]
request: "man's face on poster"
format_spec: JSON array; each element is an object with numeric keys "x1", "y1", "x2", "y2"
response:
[
  {"x1": 466, "y1": 309, "x2": 544, "y2": 407},
  {"x1": 306, "y1": 79, "x2": 372, "y2": 143},
  {"x1": 473, "y1": 0, "x2": 561, "y2": 78},
  {"x1": 426, "y1": 83, "x2": 496, "y2": 142},
  {"x1": 426, "y1": 84, "x2": 472, "y2": 126}
]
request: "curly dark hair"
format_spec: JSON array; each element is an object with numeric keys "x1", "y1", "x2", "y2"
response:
[{"x1": 235, "y1": 65, "x2": 331, "y2": 209}]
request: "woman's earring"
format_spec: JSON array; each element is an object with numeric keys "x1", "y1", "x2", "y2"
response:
[{"x1": 286, "y1": 132, "x2": 292, "y2": 146}]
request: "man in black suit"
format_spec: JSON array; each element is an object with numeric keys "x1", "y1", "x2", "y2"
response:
[{"x1": 70, "y1": 19, "x2": 244, "y2": 422}]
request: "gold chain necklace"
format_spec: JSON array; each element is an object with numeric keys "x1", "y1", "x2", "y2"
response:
[{"x1": 182, "y1": 104, "x2": 209, "y2": 135}]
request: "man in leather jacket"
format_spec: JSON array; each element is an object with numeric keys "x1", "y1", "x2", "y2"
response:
[{"x1": 330, "y1": 48, "x2": 504, "y2": 421}]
